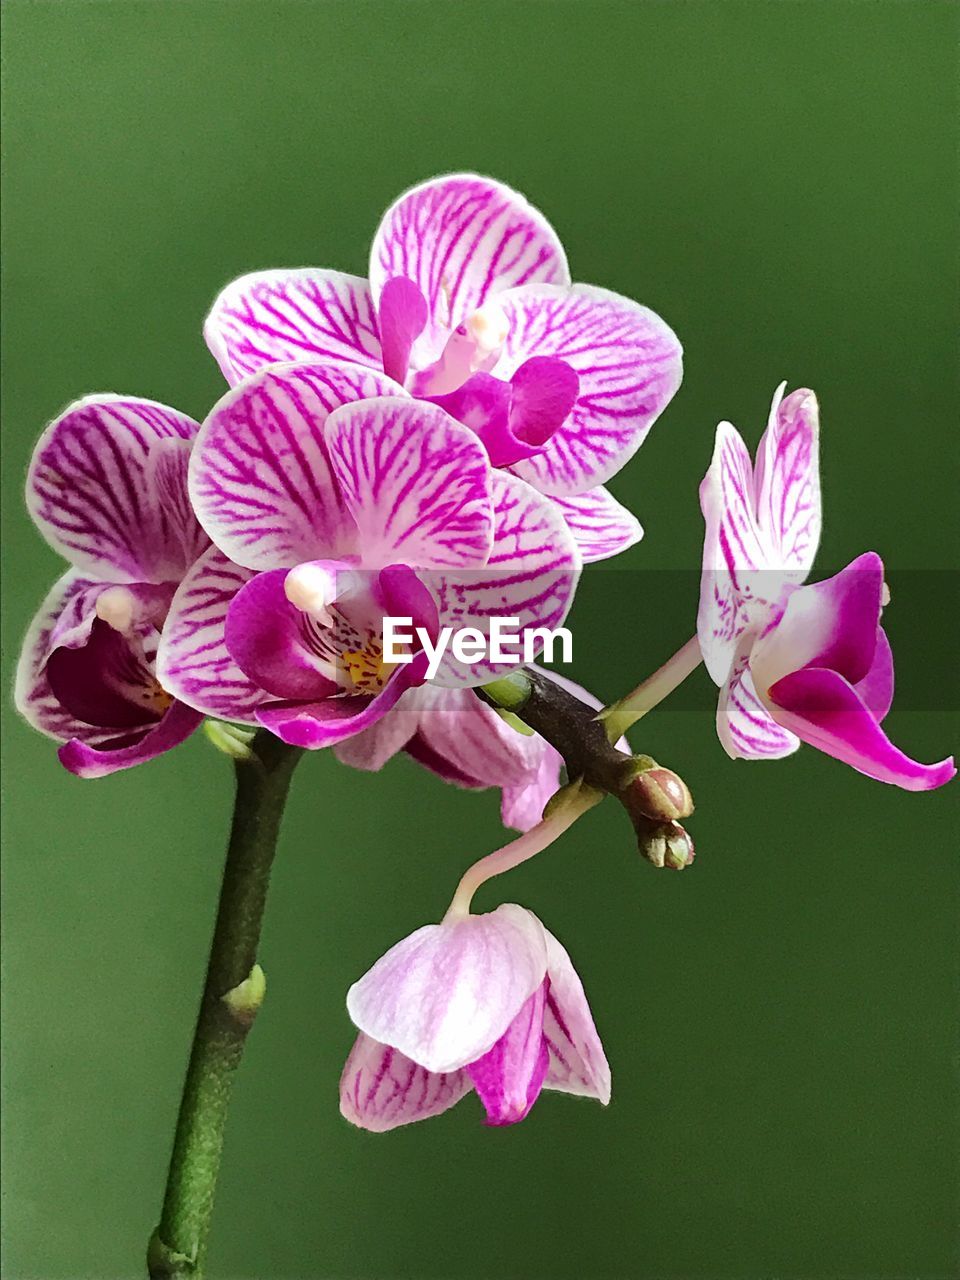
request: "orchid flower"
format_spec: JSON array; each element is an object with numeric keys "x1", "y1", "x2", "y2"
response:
[
  {"x1": 202, "y1": 173, "x2": 683, "y2": 563},
  {"x1": 15, "y1": 397, "x2": 209, "y2": 777},
  {"x1": 335, "y1": 668, "x2": 629, "y2": 832},
  {"x1": 157, "y1": 361, "x2": 580, "y2": 749},
  {"x1": 698, "y1": 384, "x2": 954, "y2": 790},
  {"x1": 341, "y1": 903, "x2": 609, "y2": 1131}
]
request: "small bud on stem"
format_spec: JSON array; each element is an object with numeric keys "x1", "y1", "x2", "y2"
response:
[
  {"x1": 634, "y1": 814, "x2": 696, "y2": 870},
  {"x1": 622, "y1": 764, "x2": 694, "y2": 824}
]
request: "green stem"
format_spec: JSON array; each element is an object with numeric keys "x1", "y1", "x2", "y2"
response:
[{"x1": 147, "y1": 731, "x2": 303, "y2": 1279}]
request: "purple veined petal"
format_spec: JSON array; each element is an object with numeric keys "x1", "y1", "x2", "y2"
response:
[
  {"x1": 339, "y1": 1032, "x2": 472, "y2": 1133},
  {"x1": 697, "y1": 421, "x2": 778, "y2": 686},
  {"x1": 411, "y1": 684, "x2": 545, "y2": 787},
  {"x1": 27, "y1": 395, "x2": 204, "y2": 584},
  {"x1": 541, "y1": 927, "x2": 611, "y2": 1104},
  {"x1": 754, "y1": 384, "x2": 821, "y2": 579},
  {"x1": 15, "y1": 571, "x2": 120, "y2": 745},
  {"x1": 190, "y1": 362, "x2": 407, "y2": 571},
  {"x1": 323, "y1": 397, "x2": 493, "y2": 570},
  {"x1": 500, "y1": 740, "x2": 564, "y2": 832},
  {"x1": 466, "y1": 980, "x2": 549, "y2": 1126},
  {"x1": 491, "y1": 283, "x2": 682, "y2": 497},
  {"x1": 425, "y1": 473, "x2": 581, "y2": 688},
  {"x1": 346, "y1": 903, "x2": 550, "y2": 1074},
  {"x1": 718, "y1": 644, "x2": 800, "y2": 761},
  {"x1": 224, "y1": 567, "x2": 343, "y2": 701},
  {"x1": 157, "y1": 547, "x2": 267, "y2": 723},
  {"x1": 854, "y1": 625, "x2": 894, "y2": 722},
  {"x1": 550, "y1": 486, "x2": 643, "y2": 563},
  {"x1": 751, "y1": 552, "x2": 885, "y2": 692},
  {"x1": 255, "y1": 654, "x2": 428, "y2": 749},
  {"x1": 768, "y1": 666, "x2": 955, "y2": 791},
  {"x1": 369, "y1": 174, "x2": 570, "y2": 372},
  {"x1": 58, "y1": 700, "x2": 203, "y2": 779},
  {"x1": 204, "y1": 269, "x2": 383, "y2": 386},
  {"x1": 331, "y1": 684, "x2": 427, "y2": 773},
  {"x1": 378, "y1": 276, "x2": 429, "y2": 385}
]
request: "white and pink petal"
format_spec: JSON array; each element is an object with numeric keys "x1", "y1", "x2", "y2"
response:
[
  {"x1": 339, "y1": 1033, "x2": 471, "y2": 1133},
  {"x1": 542, "y1": 928, "x2": 611, "y2": 1104},
  {"x1": 754, "y1": 384, "x2": 821, "y2": 578},
  {"x1": 551, "y1": 487, "x2": 643, "y2": 562}
]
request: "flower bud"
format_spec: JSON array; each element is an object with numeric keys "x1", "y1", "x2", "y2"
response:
[
  {"x1": 635, "y1": 815, "x2": 695, "y2": 870},
  {"x1": 623, "y1": 764, "x2": 694, "y2": 824}
]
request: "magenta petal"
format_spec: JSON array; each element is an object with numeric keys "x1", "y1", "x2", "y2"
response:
[
  {"x1": 509, "y1": 356, "x2": 579, "y2": 447},
  {"x1": 27, "y1": 395, "x2": 205, "y2": 583},
  {"x1": 58, "y1": 701, "x2": 203, "y2": 778},
  {"x1": 466, "y1": 981, "x2": 549, "y2": 1126},
  {"x1": 46, "y1": 619, "x2": 163, "y2": 730},
  {"x1": 255, "y1": 657, "x2": 427, "y2": 749},
  {"x1": 370, "y1": 174, "x2": 570, "y2": 371},
  {"x1": 378, "y1": 277, "x2": 428, "y2": 384},
  {"x1": 339, "y1": 1033, "x2": 471, "y2": 1132},
  {"x1": 225, "y1": 568, "x2": 341, "y2": 701},
  {"x1": 204, "y1": 269, "x2": 383, "y2": 386},
  {"x1": 427, "y1": 374, "x2": 524, "y2": 465},
  {"x1": 855, "y1": 626, "x2": 894, "y2": 722},
  {"x1": 768, "y1": 667, "x2": 955, "y2": 791},
  {"x1": 377, "y1": 564, "x2": 440, "y2": 641}
]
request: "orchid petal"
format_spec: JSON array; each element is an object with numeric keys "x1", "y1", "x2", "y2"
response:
[
  {"x1": 767, "y1": 667, "x2": 955, "y2": 791},
  {"x1": 411, "y1": 685, "x2": 544, "y2": 786},
  {"x1": 855, "y1": 625, "x2": 894, "y2": 722},
  {"x1": 331, "y1": 684, "x2": 426, "y2": 772},
  {"x1": 157, "y1": 547, "x2": 267, "y2": 724},
  {"x1": 369, "y1": 174, "x2": 570, "y2": 371},
  {"x1": 377, "y1": 276, "x2": 428, "y2": 384},
  {"x1": 541, "y1": 929, "x2": 611, "y2": 1103},
  {"x1": 493, "y1": 284, "x2": 682, "y2": 496},
  {"x1": 754, "y1": 384, "x2": 821, "y2": 578},
  {"x1": 697, "y1": 422, "x2": 776, "y2": 685},
  {"x1": 426, "y1": 473, "x2": 580, "y2": 687},
  {"x1": 255, "y1": 657, "x2": 427, "y2": 749},
  {"x1": 323, "y1": 397, "x2": 493, "y2": 570},
  {"x1": 46, "y1": 619, "x2": 165, "y2": 731},
  {"x1": 346, "y1": 903, "x2": 549, "y2": 1074},
  {"x1": 27, "y1": 395, "x2": 205, "y2": 583},
  {"x1": 718, "y1": 644, "x2": 800, "y2": 761},
  {"x1": 190, "y1": 362, "x2": 406, "y2": 571},
  {"x1": 204, "y1": 269, "x2": 382, "y2": 386},
  {"x1": 551, "y1": 487, "x2": 643, "y2": 563},
  {"x1": 224, "y1": 568, "x2": 342, "y2": 701},
  {"x1": 500, "y1": 741, "x2": 564, "y2": 832},
  {"x1": 339, "y1": 1033, "x2": 471, "y2": 1133},
  {"x1": 466, "y1": 981, "x2": 549, "y2": 1126},
  {"x1": 751, "y1": 553, "x2": 885, "y2": 692},
  {"x1": 58, "y1": 701, "x2": 203, "y2": 779},
  {"x1": 15, "y1": 571, "x2": 117, "y2": 744}
]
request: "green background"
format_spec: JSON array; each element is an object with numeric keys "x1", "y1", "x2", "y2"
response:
[{"x1": 2, "y1": 2, "x2": 958, "y2": 1277}]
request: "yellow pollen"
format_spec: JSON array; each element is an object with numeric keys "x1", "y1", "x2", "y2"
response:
[
  {"x1": 141, "y1": 680, "x2": 174, "y2": 714},
  {"x1": 341, "y1": 642, "x2": 395, "y2": 693}
]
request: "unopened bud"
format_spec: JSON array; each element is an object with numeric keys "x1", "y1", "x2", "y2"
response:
[
  {"x1": 635, "y1": 815, "x2": 695, "y2": 870},
  {"x1": 624, "y1": 765, "x2": 694, "y2": 824}
]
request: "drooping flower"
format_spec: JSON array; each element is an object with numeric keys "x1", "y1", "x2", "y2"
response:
[
  {"x1": 16, "y1": 397, "x2": 209, "y2": 776},
  {"x1": 157, "y1": 362, "x2": 580, "y2": 748},
  {"x1": 698, "y1": 384, "x2": 954, "y2": 790},
  {"x1": 202, "y1": 173, "x2": 683, "y2": 563},
  {"x1": 340, "y1": 903, "x2": 610, "y2": 1131}
]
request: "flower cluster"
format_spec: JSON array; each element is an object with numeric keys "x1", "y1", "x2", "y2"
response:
[{"x1": 16, "y1": 175, "x2": 953, "y2": 1132}]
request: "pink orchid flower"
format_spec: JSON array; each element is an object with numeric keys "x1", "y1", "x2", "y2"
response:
[
  {"x1": 698, "y1": 384, "x2": 954, "y2": 790},
  {"x1": 202, "y1": 173, "x2": 683, "y2": 564},
  {"x1": 340, "y1": 903, "x2": 610, "y2": 1131},
  {"x1": 157, "y1": 362, "x2": 579, "y2": 749},
  {"x1": 16, "y1": 397, "x2": 209, "y2": 777},
  {"x1": 335, "y1": 668, "x2": 627, "y2": 833}
]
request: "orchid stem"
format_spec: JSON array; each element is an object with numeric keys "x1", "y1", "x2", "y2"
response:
[
  {"x1": 599, "y1": 636, "x2": 703, "y2": 743},
  {"x1": 445, "y1": 780, "x2": 602, "y2": 918},
  {"x1": 147, "y1": 730, "x2": 303, "y2": 1280}
]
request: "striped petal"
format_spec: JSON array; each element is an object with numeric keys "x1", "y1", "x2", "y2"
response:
[
  {"x1": 465, "y1": 981, "x2": 549, "y2": 1126},
  {"x1": 493, "y1": 284, "x2": 683, "y2": 496},
  {"x1": 346, "y1": 904, "x2": 549, "y2": 1074},
  {"x1": 323, "y1": 397, "x2": 493, "y2": 570},
  {"x1": 204, "y1": 269, "x2": 382, "y2": 386},
  {"x1": 27, "y1": 395, "x2": 205, "y2": 583},
  {"x1": 157, "y1": 547, "x2": 267, "y2": 723},
  {"x1": 698, "y1": 422, "x2": 778, "y2": 686},
  {"x1": 754, "y1": 384, "x2": 821, "y2": 578},
  {"x1": 425, "y1": 473, "x2": 580, "y2": 687},
  {"x1": 369, "y1": 174, "x2": 569, "y2": 371},
  {"x1": 551, "y1": 487, "x2": 643, "y2": 562},
  {"x1": 339, "y1": 1033, "x2": 471, "y2": 1133},
  {"x1": 190, "y1": 362, "x2": 406, "y2": 571},
  {"x1": 542, "y1": 928, "x2": 611, "y2": 1104},
  {"x1": 718, "y1": 644, "x2": 800, "y2": 761}
]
